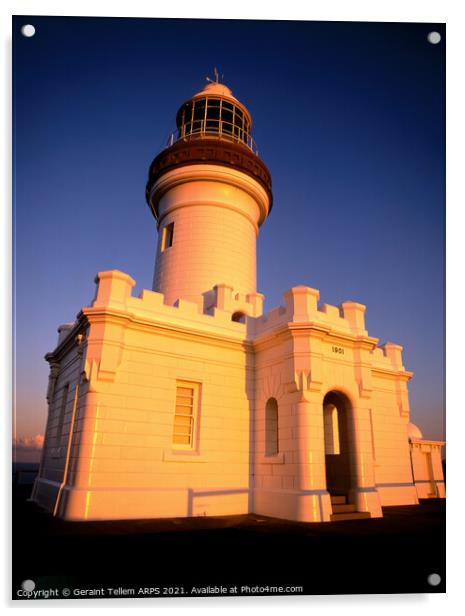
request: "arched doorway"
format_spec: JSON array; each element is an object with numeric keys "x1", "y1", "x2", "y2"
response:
[{"x1": 323, "y1": 391, "x2": 354, "y2": 500}]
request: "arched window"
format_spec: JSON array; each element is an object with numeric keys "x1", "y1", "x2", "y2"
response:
[
  {"x1": 231, "y1": 312, "x2": 246, "y2": 323},
  {"x1": 265, "y1": 397, "x2": 279, "y2": 456},
  {"x1": 323, "y1": 403, "x2": 340, "y2": 455}
]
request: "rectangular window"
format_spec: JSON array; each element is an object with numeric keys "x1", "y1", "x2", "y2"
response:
[
  {"x1": 161, "y1": 222, "x2": 174, "y2": 252},
  {"x1": 56, "y1": 383, "x2": 69, "y2": 445},
  {"x1": 172, "y1": 382, "x2": 199, "y2": 447}
]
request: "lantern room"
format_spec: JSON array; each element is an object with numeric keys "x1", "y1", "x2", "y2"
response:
[{"x1": 171, "y1": 80, "x2": 257, "y2": 152}]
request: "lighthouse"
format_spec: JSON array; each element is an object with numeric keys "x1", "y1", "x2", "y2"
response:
[
  {"x1": 32, "y1": 76, "x2": 444, "y2": 523},
  {"x1": 146, "y1": 79, "x2": 272, "y2": 309}
]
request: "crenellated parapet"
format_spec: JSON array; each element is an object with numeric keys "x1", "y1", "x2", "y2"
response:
[
  {"x1": 53, "y1": 270, "x2": 263, "y2": 388},
  {"x1": 371, "y1": 342, "x2": 409, "y2": 373},
  {"x1": 203, "y1": 283, "x2": 264, "y2": 318},
  {"x1": 252, "y1": 286, "x2": 371, "y2": 340},
  {"x1": 250, "y1": 286, "x2": 412, "y2": 391},
  {"x1": 86, "y1": 270, "x2": 260, "y2": 333},
  {"x1": 52, "y1": 273, "x2": 413, "y2": 396}
]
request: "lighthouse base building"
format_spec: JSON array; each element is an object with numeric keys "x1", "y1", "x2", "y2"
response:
[{"x1": 32, "y1": 79, "x2": 445, "y2": 522}]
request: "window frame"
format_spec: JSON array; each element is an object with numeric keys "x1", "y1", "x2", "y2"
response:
[
  {"x1": 265, "y1": 397, "x2": 279, "y2": 457},
  {"x1": 176, "y1": 95, "x2": 252, "y2": 148},
  {"x1": 161, "y1": 222, "x2": 174, "y2": 252},
  {"x1": 172, "y1": 381, "x2": 201, "y2": 450}
]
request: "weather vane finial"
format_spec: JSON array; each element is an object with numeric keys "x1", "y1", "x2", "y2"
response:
[{"x1": 206, "y1": 67, "x2": 224, "y2": 84}]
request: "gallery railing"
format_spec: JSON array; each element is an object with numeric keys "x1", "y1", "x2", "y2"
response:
[{"x1": 165, "y1": 119, "x2": 259, "y2": 156}]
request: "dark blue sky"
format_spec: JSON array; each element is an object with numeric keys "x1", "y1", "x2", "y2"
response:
[{"x1": 13, "y1": 17, "x2": 445, "y2": 442}]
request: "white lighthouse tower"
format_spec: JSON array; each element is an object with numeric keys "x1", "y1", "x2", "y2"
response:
[
  {"x1": 146, "y1": 78, "x2": 272, "y2": 309},
  {"x1": 32, "y1": 76, "x2": 444, "y2": 523}
]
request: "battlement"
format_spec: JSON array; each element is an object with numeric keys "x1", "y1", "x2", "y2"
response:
[
  {"x1": 79, "y1": 270, "x2": 265, "y2": 343},
  {"x1": 251, "y1": 286, "x2": 369, "y2": 338},
  {"x1": 371, "y1": 342, "x2": 405, "y2": 371},
  {"x1": 250, "y1": 286, "x2": 406, "y2": 373},
  {"x1": 54, "y1": 273, "x2": 406, "y2": 377},
  {"x1": 77, "y1": 273, "x2": 374, "y2": 343},
  {"x1": 203, "y1": 283, "x2": 264, "y2": 319}
]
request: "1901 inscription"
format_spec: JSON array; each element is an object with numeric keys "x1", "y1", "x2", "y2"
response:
[{"x1": 331, "y1": 345, "x2": 345, "y2": 355}]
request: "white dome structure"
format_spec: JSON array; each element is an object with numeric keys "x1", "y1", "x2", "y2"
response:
[
  {"x1": 407, "y1": 422, "x2": 423, "y2": 440},
  {"x1": 193, "y1": 81, "x2": 239, "y2": 103}
]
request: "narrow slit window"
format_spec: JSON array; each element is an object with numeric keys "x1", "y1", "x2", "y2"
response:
[
  {"x1": 265, "y1": 397, "x2": 279, "y2": 456},
  {"x1": 161, "y1": 222, "x2": 174, "y2": 252}
]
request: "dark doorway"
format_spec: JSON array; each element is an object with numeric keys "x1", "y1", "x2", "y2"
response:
[{"x1": 323, "y1": 391, "x2": 354, "y2": 500}]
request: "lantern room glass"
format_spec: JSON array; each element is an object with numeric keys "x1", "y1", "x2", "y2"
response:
[{"x1": 176, "y1": 96, "x2": 252, "y2": 148}]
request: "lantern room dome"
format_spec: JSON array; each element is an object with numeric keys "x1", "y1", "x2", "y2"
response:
[{"x1": 192, "y1": 82, "x2": 240, "y2": 104}]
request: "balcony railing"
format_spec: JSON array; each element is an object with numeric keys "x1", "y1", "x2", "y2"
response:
[{"x1": 165, "y1": 119, "x2": 259, "y2": 156}]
